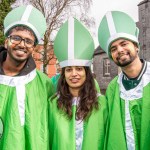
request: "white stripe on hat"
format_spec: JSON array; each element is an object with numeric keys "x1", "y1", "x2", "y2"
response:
[
  {"x1": 106, "y1": 11, "x2": 116, "y2": 36},
  {"x1": 60, "y1": 59, "x2": 92, "y2": 68},
  {"x1": 107, "y1": 32, "x2": 139, "y2": 51},
  {"x1": 68, "y1": 18, "x2": 74, "y2": 60},
  {"x1": 21, "y1": 5, "x2": 33, "y2": 21}
]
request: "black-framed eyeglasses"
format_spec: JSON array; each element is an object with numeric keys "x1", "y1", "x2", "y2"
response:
[{"x1": 8, "y1": 35, "x2": 35, "y2": 48}]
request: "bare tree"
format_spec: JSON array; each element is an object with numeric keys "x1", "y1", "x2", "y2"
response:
[{"x1": 14, "y1": 0, "x2": 95, "y2": 74}]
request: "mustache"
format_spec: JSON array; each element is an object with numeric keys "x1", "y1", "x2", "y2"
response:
[{"x1": 117, "y1": 52, "x2": 130, "y2": 60}]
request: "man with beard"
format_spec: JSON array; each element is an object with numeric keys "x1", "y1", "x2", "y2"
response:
[
  {"x1": 0, "y1": 5, "x2": 54, "y2": 150},
  {"x1": 98, "y1": 11, "x2": 150, "y2": 150}
]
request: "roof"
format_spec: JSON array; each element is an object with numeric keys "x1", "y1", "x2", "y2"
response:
[
  {"x1": 138, "y1": 0, "x2": 150, "y2": 6},
  {"x1": 93, "y1": 45, "x2": 106, "y2": 56}
]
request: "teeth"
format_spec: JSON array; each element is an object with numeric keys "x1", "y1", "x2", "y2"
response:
[
  {"x1": 71, "y1": 79, "x2": 78, "y2": 82},
  {"x1": 16, "y1": 50, "x2": 26, "y2": 54}
]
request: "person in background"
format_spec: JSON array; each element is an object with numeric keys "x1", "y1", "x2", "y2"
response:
[
  {"x1": 49, "y1": 17, "x2": 108, "y2": 150},
  {"x1": 0, "y1": 5, "x2": 54, "y2": 149},
  {"x1": 50, "y1": 60, "x2": 62, "y2": 91},
  {"x1": 98, "y1": 10, "x2": 150, "y2": 150}
]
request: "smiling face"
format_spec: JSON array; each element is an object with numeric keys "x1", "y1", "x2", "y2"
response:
[
  {"x1": 110, "y1": 39, "x2": 139, "y2": 67},
  {"x1": 5, "y1": 29, "x2": 35, "y2": 64},
  {"x1": 65, "y1": 66, "x2": 86, "y2": 94}
]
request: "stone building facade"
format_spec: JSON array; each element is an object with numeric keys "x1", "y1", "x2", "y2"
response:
[
  {"x1": 93, "y1": 46, "x2": 118, "y2": 94},
  {"x1": 93, "y1": 0, "x2": 150, "y2": 94},
  {"x1": 138, "y1": 0, "x2": 150, "y2": 61}
]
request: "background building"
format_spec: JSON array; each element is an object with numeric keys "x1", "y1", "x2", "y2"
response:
[
  {"x1": 93, "y1": 46, "x2": 118, "y2": 94},
  {"x1": 33, "y1": 45, "x2": 57, "y2": 78},
  {"x1": 138, "y1": 0, "x2": 150, "y2": 61}
]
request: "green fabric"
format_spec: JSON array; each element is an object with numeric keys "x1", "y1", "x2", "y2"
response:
[
  {"x1": 49, "y1": 95, "x2": 108, "y2": 150},
  {"x1": 112, "y1": 11, "x2": 137, "y2": 36},
  {"x1": 74, "y1": 19, "x2": 94, "y2": 60},
  {"x1": 54, "y1": 18, "x2": 94, "y2": 67},
  {"x1": 122, "y1": 78, "x2": 141, "y2": 90},
  {"x1": 0, "y1": 70, "x2": 54, "y2": 150},
  {"x1": 105, "y1": 76, "x2": 150, "y2": 150},
  {"x1": 54, "y1": 20, "x2": 68, "y2": 62},
  {"x1": 50, "y1": 74, "x2": 60, "y2": 92}
]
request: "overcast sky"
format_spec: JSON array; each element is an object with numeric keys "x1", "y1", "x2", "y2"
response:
[{"x1": 91, "y1": 0, "x2": 143, "y2": 47}]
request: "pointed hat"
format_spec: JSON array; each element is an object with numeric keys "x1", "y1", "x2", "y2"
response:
[
  {"x1": 4, "y1": 5, "x2": 47, "y2": 43},
  {"x1": 54, "y1": 18, "x2": 94, "y2": 68},
  {"x1": 98, "y1": 11, "x2": 139, "y2": 58}
]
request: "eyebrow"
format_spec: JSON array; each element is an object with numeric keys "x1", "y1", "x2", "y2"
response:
[
  {"x1": 120, "y1": 40, "x2": 128, "y2": 44},
  {"x1": 110, "y1": 40, "x2": 128, "y2": 50}
]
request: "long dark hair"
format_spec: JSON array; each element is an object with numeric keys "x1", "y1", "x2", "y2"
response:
[{"x1": 56, "y1": 66, "x2": 98, "y2": 120}]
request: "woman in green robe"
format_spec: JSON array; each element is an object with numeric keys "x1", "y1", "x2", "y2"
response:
[{"x1": 48, "y1": 17, "x2": 108, "y2": 150}]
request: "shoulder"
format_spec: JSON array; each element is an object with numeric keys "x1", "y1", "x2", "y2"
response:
[
  {"x1": 36, "y1": 70, "x2": 49, "y2": 78},
  {"x1": 107, "y1": 76, "x2": 118, "y2": 91},
  {"x1": 97, "y1": 93, "x2": 107, "y2": 106},
  {"x1": 105, "y1": 76, "x2": 119, "y2": 101},
  {"x1": 35, "y1": 70, "x2": 55, "y2": 94},
  {"x1": 35, "y1": 70, "x2": 52, "y2": 83},
  {"x1": 94, "y1": 79, "x2": 101, "y2": 93}
]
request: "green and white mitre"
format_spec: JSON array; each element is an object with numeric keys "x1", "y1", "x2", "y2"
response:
[
  {"x1": 98, "y1": 11, "x2": 139, "y2": 58},
  {"x1": 4, "y1": 5, "x2": 46, "y2": 43},
  {"x1": 54, "y1": 17, "x2": 94, "y2": 68}
]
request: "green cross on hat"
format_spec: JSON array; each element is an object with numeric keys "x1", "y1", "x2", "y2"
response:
[
  {"x1": 54, "y1": 17, "x2": 94, "y2": 68},
  {"x1": 4, "y1": 5, "x2": 47, "y2": 43},
  {"x1": 98, "y1": 11, "x2": 139, "y2": 58}
]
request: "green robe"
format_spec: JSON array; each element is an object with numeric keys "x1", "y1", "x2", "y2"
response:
[
  {"x1": 49, "y1": 94, "x2": 108, "y2": 150},
  {"x1": 50, "y1": 74, "x2": 60, "y2": 92},
  {"x1": 105, "y1": 62, "x2": 150, "y2": 150},
  {"x1": 0, "y1": 69, "x2": 54, "y2": 150}
]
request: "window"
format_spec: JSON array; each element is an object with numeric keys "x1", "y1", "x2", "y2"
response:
[{"x1": 103, "y1": 58, "x2": 110, "y2": 77}]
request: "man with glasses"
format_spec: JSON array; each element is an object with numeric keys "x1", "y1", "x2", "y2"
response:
[{"x1": 0, "y1": 5, "x2": 54, "y2": 150}]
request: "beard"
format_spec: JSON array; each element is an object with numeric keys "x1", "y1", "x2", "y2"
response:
[{"x1": 115, "y1": 52, "x2": 137, "y2": 67}]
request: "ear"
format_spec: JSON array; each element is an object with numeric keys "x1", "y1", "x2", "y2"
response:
[
  {"x1": 4, "y1": 39, "x2": 8, "y2": 49},
  {"x1": 5, "y1": 38, "x2": 13, "y2": 49}
]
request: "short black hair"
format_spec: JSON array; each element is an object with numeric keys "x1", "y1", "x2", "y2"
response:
[{"x1": 7, "y1": 25, "x2": 38, "y2": 44}]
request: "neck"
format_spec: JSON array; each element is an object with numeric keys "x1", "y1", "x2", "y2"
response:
[
  {"x1": 69, "y1": 87, "x2": 79, "y2": 97},
  {"x1": 122, "y1": 57, "x2": 142, "y2": 78},
  {"x1": 2, "y1": 56, "x2": 26, "y2": 76}
]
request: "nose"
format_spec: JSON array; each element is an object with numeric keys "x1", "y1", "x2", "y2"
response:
[
  {"x1": 117, "y1": 45, "x2": 124, "y2": 53},
  {"x1": 19, "y1": 39, "x2": 26, "y2": 47},
  {"x1": 72, "y1": 69, "x2": 77, "y2": 76}
]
